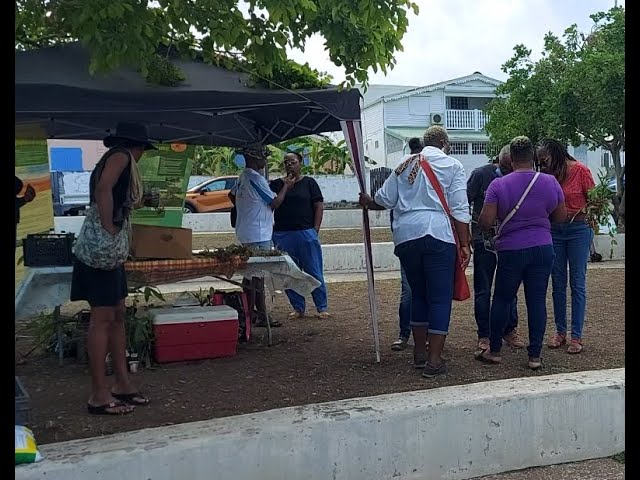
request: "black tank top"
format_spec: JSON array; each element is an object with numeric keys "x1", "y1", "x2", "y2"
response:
[{"x1": 89, "y1": 147, "x2": 132, "y2": 226}]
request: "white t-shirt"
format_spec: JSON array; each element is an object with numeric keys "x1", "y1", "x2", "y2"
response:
[
  {"x1": 233, "y1": 168, "x2": 276, "y2": 244},
  {"x1": 375, "y1": 146, "x2": 471, "y2": 247}
]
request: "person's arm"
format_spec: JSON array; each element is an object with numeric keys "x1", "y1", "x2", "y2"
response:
[
  {"x1": 15, "y1": 176, "x2": 24, "y2": 197},
  {"x1": 478, "y1": 203, "x2": 498, "y2": 231},
  {"x1": 447, "y1": 164, "x2": 472, "y2": 266},
  {"x1": 360, "y1": 174, "x2": 398, "y2": 210},
  {"x1": 263, "y1": 177, "x2": 293, "y2": 210},
  {"x1": 94, "y1": 152, "x2": 130, "y2": 236},
  {"x1": 228, "y1": 180, "x2": 238, "y2": 205},
  {"x1": 582, "y1": 166, "x2": 596, "y2": 196},
  {"x1": 550, "y1": 178, "x2": 568, "y2": 223},
  {"x1": 478, "y1": 181, "x2": 499, "y2": 232},
  {"x1": 550, "y1": 202, "x2": 568, "y2": 224},
  {"x1": 466, "y1": 169, "x2": 481, "y2": 207},
  {"x1": 313, "y1": 202, "x2": 324, "y2": 232},
  {"x1": 308, "y1": 179, "x2": 325, "y2": 232}
]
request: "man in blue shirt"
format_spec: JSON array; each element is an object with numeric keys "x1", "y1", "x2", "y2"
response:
[{"x1": 229, "y1": 147, "x2": 293, "y2": 327}]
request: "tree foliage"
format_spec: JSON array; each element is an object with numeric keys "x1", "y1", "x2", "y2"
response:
[
  {"x1": 485, "y1": 7, "x2": 625, "y2": 191},
  {"x1": 15, "y1": 0, "x2": 418, "y2": 89},
  {"x1": 191, "y1": 134, "x2": 372, "y2": 176}
]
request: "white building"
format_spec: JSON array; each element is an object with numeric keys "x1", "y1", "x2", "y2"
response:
[{"x1": 361, "y1": 72, "x2": 624, "y2": 180}]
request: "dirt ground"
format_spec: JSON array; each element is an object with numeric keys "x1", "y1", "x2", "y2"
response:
[
  {"x1": 192, "y1": 228, "x2": 393, "y2": 250},
  {"x1": 15, "y1": 269, "x2": 624, "y2": 445},
  {"x1": 475, "y1": 457, "x2": 624, "y2": 480}
]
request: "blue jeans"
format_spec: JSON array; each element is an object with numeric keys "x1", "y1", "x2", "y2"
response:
[
  {"x1": 398, "y1": 267, "x2": 412, "y2": 339},
  {"x1": 272, "y1": 229, "x2": 328, "y2": 313},
  {"x1": 551, "y1": 222, "x2": 593, "y2": 339},
  {"x1": 490, "y1": 245, "x2": 555, "y2": 358},
  {"x1": 473, "y1": 239, "x2": 518, "y2": 339},
  {"x1": 395, "y1": 235, "x2": 456, "y2": 335},
  {"x1": 242, "y1": 240, "x2": 273, "y2": 250}
]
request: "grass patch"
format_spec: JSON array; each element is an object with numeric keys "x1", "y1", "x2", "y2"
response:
[{"x1": 612, "y1": 452, "x2": 625, "y2": 463}]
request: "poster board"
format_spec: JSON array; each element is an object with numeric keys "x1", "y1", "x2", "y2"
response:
[
  {"x1": 15, "y1": 140, "x2": 54, "y2": 289},
  {"x1": 130, "y1": 143, "x2": 194, "y2": 228}
]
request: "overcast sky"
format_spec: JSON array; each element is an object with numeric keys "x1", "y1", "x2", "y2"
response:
[{"x1": 286, "y1": 0, "x2": 623, "y2": 87}]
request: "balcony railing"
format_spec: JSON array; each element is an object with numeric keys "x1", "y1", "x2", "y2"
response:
[{"x1": 445, "y1": 109, "x2": 489, "y2": 130}]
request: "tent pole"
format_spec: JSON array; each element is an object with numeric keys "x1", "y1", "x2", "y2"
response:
[{"x1": 340, "y1": 120, "x2": 381, "y2": 363}]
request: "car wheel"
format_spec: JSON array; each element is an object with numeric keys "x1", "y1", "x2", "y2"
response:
[{"x1": 183, "y1": 203, "x2": 196, "y2": 214}]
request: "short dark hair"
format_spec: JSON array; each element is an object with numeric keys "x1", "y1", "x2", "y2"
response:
[
  {"x1": 408, "y1": 137, "x2": 422, "y2": 153},
  {"x1": 285, "y1": 150, "x2": 303, "y2": 162},
  {"x1": 423, "y1": 126, "x2": 449, "y2": 148},
  {"x1": 509, "y1": 136, "x2": 534, "y2": 164}
]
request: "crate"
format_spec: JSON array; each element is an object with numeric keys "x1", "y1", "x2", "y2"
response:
[
  {"x1": 15, "y1": 376, "x2": 31, "y2": 426},
  {"x1": 23, "y1": 233, "x2": 74, "y2": 267}
]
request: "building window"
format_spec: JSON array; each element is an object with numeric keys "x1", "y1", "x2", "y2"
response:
[
  {"x1": 447, "y1": 97, "x2": 469, "y2": 110},
  {"x1": 385, "y1": 134, "x2": 404, "y2": 154},
  {"x1": 471, "y1": 142, "x2": 488, "y2": 155},
  {"x1": 374, "y1": 140, "x2": 379, "y2": 149},
  {"x1": 602, "y1": 151, "x2": 611, "y2": 169},
  {"x1": 450, "y1": 142, "x2": 469, "y2": 155}
]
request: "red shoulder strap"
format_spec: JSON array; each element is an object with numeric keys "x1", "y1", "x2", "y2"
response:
[{"x1": 419, "y1": 156, "x2": 451, "y2": 216}]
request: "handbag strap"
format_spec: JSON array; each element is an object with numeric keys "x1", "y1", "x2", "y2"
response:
[
  {"x1": 418, "y1": 155, "x2": 460, "y2": 248},
  {"x1": 495, "y1": 172, "x2": 540, "y2": 237}
]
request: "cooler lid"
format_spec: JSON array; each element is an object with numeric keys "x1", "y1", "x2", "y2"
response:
[{"x1": 151, "y1": 305, "x2": 239, "y2": 325}]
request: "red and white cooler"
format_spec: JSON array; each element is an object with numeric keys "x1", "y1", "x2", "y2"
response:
[{"x1": 152, "y1": 305, "x2": 239, "y2": 363}]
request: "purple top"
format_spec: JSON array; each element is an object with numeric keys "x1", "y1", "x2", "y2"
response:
[{"x1": 484, "y1": 171, "x2": 564, "y2": 251}]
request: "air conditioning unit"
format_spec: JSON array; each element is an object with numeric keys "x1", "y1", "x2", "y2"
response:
[{"x1": 431, "y1": 112, "x2": 444, "y2": 125}]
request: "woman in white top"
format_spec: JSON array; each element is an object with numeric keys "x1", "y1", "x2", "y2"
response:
[{"x1": 359, "y1": 126, "x2": 471, "y2": 378}]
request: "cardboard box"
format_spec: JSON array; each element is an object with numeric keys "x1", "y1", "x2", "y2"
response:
[{"x1": 130, "y1": 224, "x2": 192, "y2": 260}]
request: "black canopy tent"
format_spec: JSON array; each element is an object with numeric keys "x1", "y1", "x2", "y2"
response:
[
  {"x1": 15, "y1": 43, "x2": 381, "y2": 362},
  {"x1": 15, "y1": 43, "x2": 361, "y2": 147}
]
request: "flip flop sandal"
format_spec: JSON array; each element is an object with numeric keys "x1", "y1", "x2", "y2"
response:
[
  {"x1": 567, "y1": 339, "x2": 583, "y2": 354},
  {"x1": 111, "y1": 392, "x2": 150, "y2": 406},
  {"x1": 474, "y1": 350, "x2": 502, "y2": 365},
  {"x1": 288, "y1": 311, "x2": 304, "y2": 319},
  {"x1": 87, "y1": 401, "x2": 134, "y2": 416}
]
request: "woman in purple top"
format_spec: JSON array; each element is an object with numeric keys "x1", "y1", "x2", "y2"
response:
[{"x1": 476, "y1": 136, "x2": 567, "y2": 369}]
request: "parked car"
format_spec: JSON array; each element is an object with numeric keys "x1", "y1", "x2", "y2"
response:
[{"x1": 184, "y1": 176, "x2": 238, "y2": 213}]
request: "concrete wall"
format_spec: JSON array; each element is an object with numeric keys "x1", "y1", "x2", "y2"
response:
[
  {"x1": 54, "y1": 209, "x2": 392, "y2": 235},
  {"x1": 16, "y1": 369, "x2": 625, "y2": 480},
  {"x1": 58, "y1": 172, "x2": 371, "y2": 206},
  {"x1": 321, "y1": 235, "x2": 625, "y2": 272}
]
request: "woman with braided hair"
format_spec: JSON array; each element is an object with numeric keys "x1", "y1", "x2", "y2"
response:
[{"x1": 536, "y1": 138, "x2": 596, "y2": 354}]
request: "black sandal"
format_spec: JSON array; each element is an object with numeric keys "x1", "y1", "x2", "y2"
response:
[
  {"x1": 413, "y1": 351, "x2": 427, "y2": 369},
  {"x1": 111, "y1": 392, "x2": 150, "y2": 406},
  {"x1": 87, "y1": 401, "x2": 134, "y2": 416}
]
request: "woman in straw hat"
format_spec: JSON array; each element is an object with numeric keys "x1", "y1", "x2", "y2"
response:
[{"x1": 71, "y1": 122, "x2": 158, "y2": 415}]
